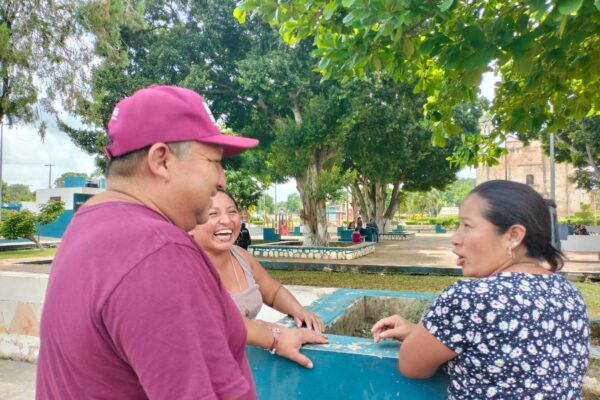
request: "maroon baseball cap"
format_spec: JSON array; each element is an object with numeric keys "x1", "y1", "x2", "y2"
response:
[{"x1": 105, "y1": 85, "x2": 259, "y2": 158}]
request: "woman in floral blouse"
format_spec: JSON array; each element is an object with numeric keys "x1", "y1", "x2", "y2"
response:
[{"x1": 372, "y1": 180, "x2": 589, "y2": 399}]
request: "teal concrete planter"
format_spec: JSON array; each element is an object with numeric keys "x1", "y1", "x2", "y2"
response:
[{"x1": 248, "y1": 289, "x2": 449, "y2": 399}]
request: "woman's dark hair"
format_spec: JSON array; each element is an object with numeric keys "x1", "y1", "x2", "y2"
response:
[
  {"x1": 470, "y1": 180, "x2": 564, "y2": 271},
  {"x1": 216, "y1": 188, "x2": 239, "y2": 211}
]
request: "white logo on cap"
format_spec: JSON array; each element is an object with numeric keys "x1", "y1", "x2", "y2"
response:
[
  {"x1": 111, "y1": 107, "x2": 119, "y2": 121},
  {"x1": 202, "y1": 101, "x2": 217, "y2": 123}
]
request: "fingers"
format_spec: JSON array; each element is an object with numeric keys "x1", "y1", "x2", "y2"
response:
[
  {"x1": 300, "y1": 328, "x2": 328, "y2": 344},
  {"x1": 276, "y1": 328, "x2": 327, "y2": 369},
  {"x1": 294, "y1": 312, "x2": 325, "y2": 334},
  {"x1": 286, "y1": 350, "x2": 314, "y2": 369},
  {"x1": 371, "y1": 315, "x2": 403, "y2": 343}
]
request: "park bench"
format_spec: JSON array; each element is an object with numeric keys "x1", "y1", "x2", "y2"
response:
[
  {"x1": 290, "y1": 226, "x2": 303, "y2": 236},
  {"x1": 337, "y1": 226, "x2": 378, "y2": 242},
  {"x1": 263, "y1": 227, "x2": 281, "y2": 242},
  {"x1": 561, "y1": 235, "x2": 600, "y2": 260},
  {"x1": 404, "y1": 224, "x2": 447, "y2": 233},
  {"x1": 379, "y1": 232, "x2": 415, "y2": 241}
]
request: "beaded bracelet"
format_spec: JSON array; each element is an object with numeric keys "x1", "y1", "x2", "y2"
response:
[{"x1": 267, "y1": 327, "x2": 281, "y2": 354}]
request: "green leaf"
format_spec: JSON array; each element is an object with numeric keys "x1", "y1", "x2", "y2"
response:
[
  {"x1": 595, "y1": 0, "x2": 600, "y2": 11},
  {"x1": 462, "y1": 26, "x2": 486, "y2": 48},
  {"x1": 233, "y1": 8, "x2": 247, "y2": 24},
  {"x1": 557, "y1": 0, "x2": 583, "y2": 15},
  {"x1": 439, "y1": 0, "x2": 454, "y2": 12},
  {"x1": 342, "y1": 0, "x2": 357, "y2": 7},
  {"x1": 351, "y1": 8, "x2": 371, "y2": 21},
  {"x1": 323, "y1": 2, "x2": 339, "y2": 20},
  {"x1": 463, "y1": 45, "x2": 495, "y2": 70},
  {"x1": 558, "y1": 15, "x2": 568, "y2": 37},
  {"x1": 402, "y1": 36, "x2": 415, "y2": 58}
]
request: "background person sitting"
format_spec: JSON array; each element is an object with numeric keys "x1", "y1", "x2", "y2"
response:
[{"x1": 352, "y1": 227, "x2": 362, "y2": 243}]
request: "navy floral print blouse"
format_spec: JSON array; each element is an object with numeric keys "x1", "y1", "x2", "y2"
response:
[{"x1": 421, "y1": 273, "x2": 589, "y2": 399}]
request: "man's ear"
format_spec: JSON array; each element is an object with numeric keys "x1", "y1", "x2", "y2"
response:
[
  {"x1": 505, "y1": 224, "x2": 527, "y2": 247},
  {"x1": 146, "y1": 143, "x2": 172, "y2": 180}
]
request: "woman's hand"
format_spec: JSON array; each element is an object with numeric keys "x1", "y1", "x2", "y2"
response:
[
  {"x1": 371, "y1": 315, "x2": 416, "y2": 343},
  {"x1": 275, "y1": 327, "x2": 328, "y2": 368},
  {"x1": 292, "y1": 309, "x2": 325, "y2": 333}
]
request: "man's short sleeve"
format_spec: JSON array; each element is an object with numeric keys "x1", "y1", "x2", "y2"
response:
[{"x1": 102, "y1": 243, "x2": 252, "y2": 400}]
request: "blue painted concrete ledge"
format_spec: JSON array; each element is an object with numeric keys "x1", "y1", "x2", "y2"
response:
[{"x1": 248, "y1": 288, "x2": 449, "y2": 399}]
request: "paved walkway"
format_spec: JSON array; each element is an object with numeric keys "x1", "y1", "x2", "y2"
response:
[
  {"x1": 262, "y1": 233, "x2": 600, "y2": 274},
  {"x1": 3, "y1": 233, "x2": 599, "y2": 274}
]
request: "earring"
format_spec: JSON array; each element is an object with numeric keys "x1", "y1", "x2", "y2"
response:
[{"x1": 507, "y1": 246, "x2": 513, "y2": 259}]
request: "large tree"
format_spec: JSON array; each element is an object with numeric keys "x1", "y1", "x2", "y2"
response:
[
  {"x1": 546, "y1": 116, "x2": 600, "y2": 190},
  {"x1": 4, "y1": 183, "x2": 35, "y2": 202},
  {"x1": 68, "y1": 0, "x2": 349, "y2": 246},
  {"x1": 342, "y1": 78, "x2": 466, "y2": 231},
  {"x1": 0, "y1": 1, "x2": 122, "y2": 133},
  {"x1": 235, "y1": 0, "x2": 600, "y2": 166}
]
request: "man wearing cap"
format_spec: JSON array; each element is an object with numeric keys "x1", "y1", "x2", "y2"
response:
[{"x1": 37, "y1": 85, "x2": 260, "y2": 399}]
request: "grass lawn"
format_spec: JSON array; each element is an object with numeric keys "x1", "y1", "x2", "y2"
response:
[
  {"x1": 0, "y1": 247, "x2": 57, "y2": 260},
  {"x1": 269, "y1": 270, "x2": 600, "y2": 317}
]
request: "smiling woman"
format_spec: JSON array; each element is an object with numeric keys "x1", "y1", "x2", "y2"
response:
[{"x1": 192, "y1": 189, "x2": 328, "y2": 368}]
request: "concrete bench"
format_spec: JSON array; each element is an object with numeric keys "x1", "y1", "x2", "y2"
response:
[
  {"x1": 405, "y1": 224, "x2": 446, "y2": 233},
  {"x1": 263, "y1": 228, "x2": 281, "y2": 242},
  {"x1": 561, "y1": 235, "x2": 600, "y2": 259},
  {"x1": 379, "y1": 232, "x2": 415, "y2": 241}
]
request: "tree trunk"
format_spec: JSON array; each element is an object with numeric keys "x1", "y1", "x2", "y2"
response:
[
  {"x1": 353, "y1": 179, "x2": 404, "y2": 232},
  {"x1": 29, "y1": 234, "x2": 44, "y2": 250},
  {"x1": 296, "y1": 161, "x2": 329, "y2": 246}
]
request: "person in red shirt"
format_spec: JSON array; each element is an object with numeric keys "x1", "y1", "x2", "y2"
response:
[{"x1": 352, "y1": 227, "x2": 362, "y2": 243}]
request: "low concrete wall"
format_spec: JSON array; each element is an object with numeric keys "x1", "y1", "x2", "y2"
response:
[
  {"x1": 250, "y1": 241, "x2": 376, "y2": 260},
  {"x1": 0, "y1": 271, "x2": 48, "y2": 362},
  {"x1": 561, "y1": 235, "x2": 600, "y2": 255}
]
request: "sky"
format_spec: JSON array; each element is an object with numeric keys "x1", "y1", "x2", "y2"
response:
[{"x1": 3, "y1": 72, "x2": 497, "y2": 200}]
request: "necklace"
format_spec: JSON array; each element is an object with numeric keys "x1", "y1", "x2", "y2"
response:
[{"x1": 230, "y1": 253, "x2": 250, "y2": 317}]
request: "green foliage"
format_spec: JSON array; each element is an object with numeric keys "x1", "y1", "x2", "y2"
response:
[
  {"x1": 442, "y1": 177, "x2": 476, "y2": 206},
  {"x1": 37, "y1": 200, "x2": 65, "y2": 226},
  {"x1": 0, "y1": 210, "x2": 35, "y2": 240},
  {"x1": 224, "y1": 169, "x2": 263, "y2": 212},
  {"x1": 0, "y1": 200, "x2": 64, "y2": 248},
  {"x1": 285, "y1": 193, "x2": 302, "y2": 213},
  {"x1": 235, "y1": 0, "x2": 600, "y2": 167},
  {"x1": 545, "y1": 116, "x2": 600, "y2": 190},
  {"x1": 1, "y1": 181, "x2": 34, "y2": 203},
  {"x1": 0, "y1": 1, "x2": 124, "y2": 137},
  {"x1": 341, "y1": 77, "x2": 466, "y2": 229},
  {"x1": 54, "y1": 172, "x2": 90, "y2": 188}
]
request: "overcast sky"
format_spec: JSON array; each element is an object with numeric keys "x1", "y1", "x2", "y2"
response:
[{"x1": 3, "y1": 72, "x2": 496, "y2": 199}]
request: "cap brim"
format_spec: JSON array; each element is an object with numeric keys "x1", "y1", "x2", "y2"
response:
[{"x1": 197, "y1": 134, "x2": 259, "y2": 157}]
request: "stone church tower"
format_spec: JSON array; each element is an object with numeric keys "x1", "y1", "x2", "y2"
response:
[{"x1": 476, "y1": 138, "x2": 595, "y2": 218}]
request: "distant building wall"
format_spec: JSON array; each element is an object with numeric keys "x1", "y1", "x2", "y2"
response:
[
  {"x1": 34, "y1": 187, "x2": 104, "y2": 238},
  {"x1": 476, "y1": 139, "x2": 595, "y2": 218}
]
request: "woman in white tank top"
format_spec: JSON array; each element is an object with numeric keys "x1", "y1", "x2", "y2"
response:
[{"x1": 192, "y1": 189, "x2": 326, "y2": 368}]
